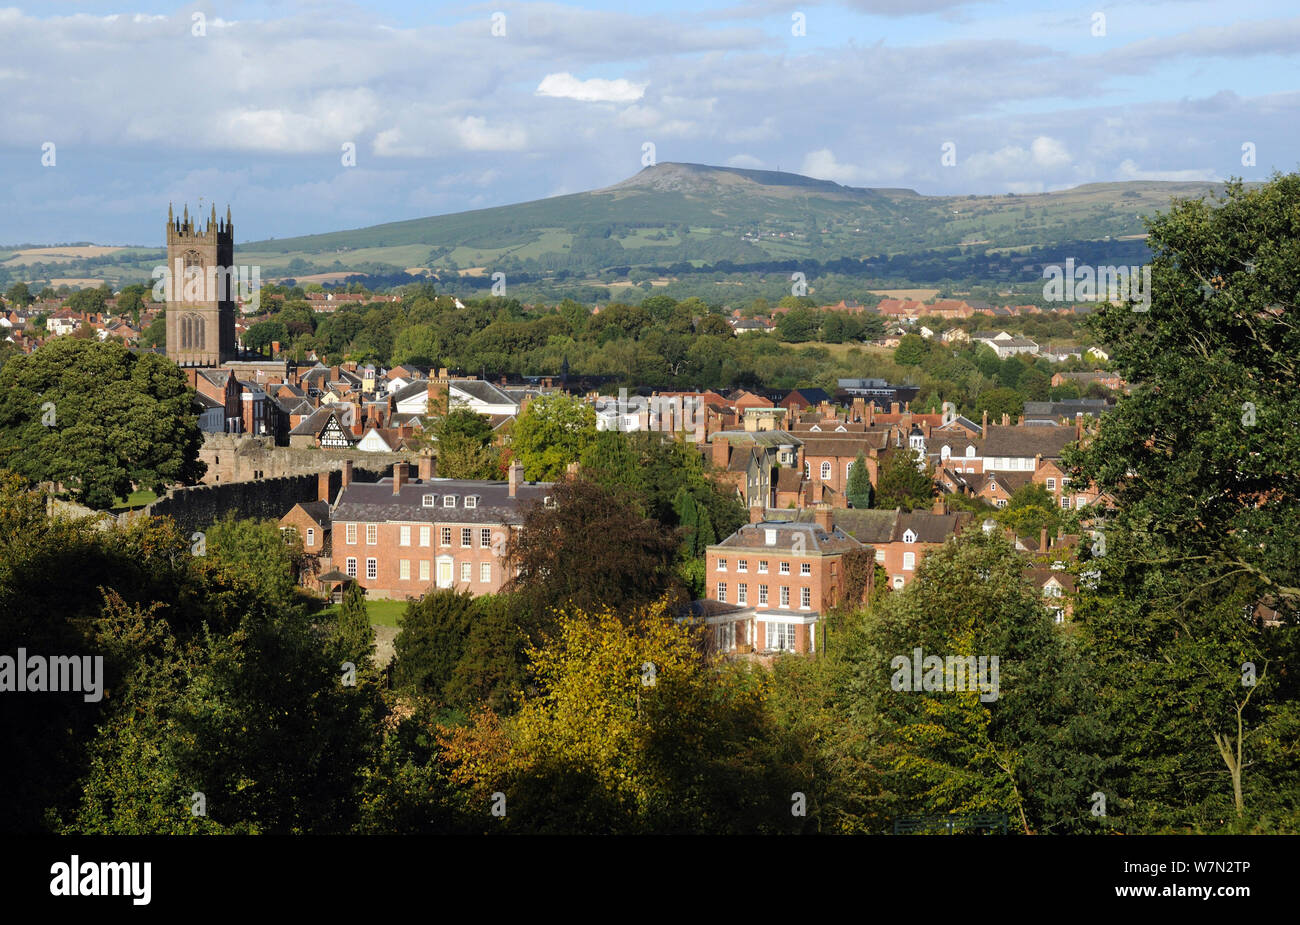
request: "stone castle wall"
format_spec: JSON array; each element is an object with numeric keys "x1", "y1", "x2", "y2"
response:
[
  {"x1": 136, "y1": 465, "x2": 389, "y2": 535},
  {"x1": 199, "y1": 433, "x2": 414, "y2": 484}
]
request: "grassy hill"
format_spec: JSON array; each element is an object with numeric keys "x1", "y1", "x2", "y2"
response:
[
  {"x1": 2, "y1": 163, "x2": 1229, "y2": 299},
  {"x1": 238, "y1": 163, "x2": 1224, "y2": 272}
]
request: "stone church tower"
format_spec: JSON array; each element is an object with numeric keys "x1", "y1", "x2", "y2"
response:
[{"x1": 165, "y1": 202, "x2": 237, "y2": 366}]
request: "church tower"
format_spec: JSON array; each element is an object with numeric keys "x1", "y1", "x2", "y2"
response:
[{"x1": 165, "y1": 202, "x2": 237, "y2": 366}]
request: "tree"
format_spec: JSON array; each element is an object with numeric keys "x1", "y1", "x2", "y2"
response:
[
  {"x1": 115, "y1": 284, "x2": 147, "y2": 325},
  {"x1": 894, "y1": 333, "x2": 928, "y2": 366},
  {"x1": 392, "y1": 589, "x2": 477, "y2": 700},
  {"x1": 431, "y1": 409, "x2": 499, "y2": 480},
  {"x1": 841, "y1": 531, "x2": 1106, "y2": 834},
  {"x1": 5, "y1": 281, "x2": 33, "y2": 306},
  {"x1": 506, "y1": 478, "x2": 684, "y2": 627},
  {"x1": 333, "y1": 582, "x2": 375, "y2": 671},
  {"x1": 68, "y1": 287, "x2": 109, "y2": 316},
  {"x1": 437, "y1": 599, "x2": 807, "y2": 833},
  {"x1": 874, "y1": 449, "x2": 933, "y2": 511},
  {"x1": 0, "y1": 339, "x2": 205, "y2": 507},
  {"x1": 509, "y1": 393, "x2": 596, "y2": 481},
  {"x1": 975, "y1": 387, "x2": 1025, "y2": 423},
  {"x1": 846, "y1": 452, "x2": 872, "y2": 509},
  {"x1": 1066, "y1": 174, "x2": 1300, "y2": 828},
  {"x1": 141, "y1": 313, "x2": 166, "y2": 350},
  {"x1": 995, "y1": 483, "x2": 1060, "y2": 538}
]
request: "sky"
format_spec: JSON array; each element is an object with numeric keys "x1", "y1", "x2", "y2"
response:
[{"x1": 1, "y1": 0, "x2": 1296, "y2": 245}]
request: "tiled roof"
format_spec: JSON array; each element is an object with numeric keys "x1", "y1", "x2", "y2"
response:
[
  {"x1": 331, "y1": 477, "x2": 553, "y2": 525},
  {"x1": 981, "y1": 425, "x2": 1076, "y2": 458},
  {"x1": 294, "y1": 501, "x2": 332, "y2": 527}
]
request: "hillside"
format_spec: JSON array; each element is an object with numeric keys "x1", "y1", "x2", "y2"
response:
[
  {"x1": 1, "y1": 163, "x2": 1229, "y2": 299},
  {"x1": 237, "y1": 163, "x2": 1223, "y2": 271}
]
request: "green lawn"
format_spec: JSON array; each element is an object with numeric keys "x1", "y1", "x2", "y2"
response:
[
  {"x1": 319, "y1": 598, "x2": 409, "y2": 627},
  {"x1": 111, "y1": 489, "x2": 158, "y2": 510}
]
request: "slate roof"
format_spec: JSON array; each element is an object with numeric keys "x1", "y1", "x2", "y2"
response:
[
  {"x1": 289, "y1": 406, "x2": 349, "y2": 436},
  {"x1": 331, "y1": 477, "x2": 554, "y2": 525},
  {"x1": 293, "y1": 501, "x2": 332, "y2": 528},
  {"x1": 713, "y1": 520, "x2": 863, "y2": 555},
  {"x1": 389, "y1": 380, "x2": 430, "y2": 404},
  {"x1": 894, "y1": 511, "x2": 971, "y2": 544},
  {"x1": 785, "y1": 388, "x2": 831, "y2": 405}
]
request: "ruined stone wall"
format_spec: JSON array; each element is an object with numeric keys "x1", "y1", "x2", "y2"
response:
[{"x1": 199, "y1": 433, "x2": 413, "y2": 484}]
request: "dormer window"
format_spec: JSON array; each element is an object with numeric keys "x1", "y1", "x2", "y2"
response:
[
  {"x1": 764, "y1": 529, "x2": 777, "y2": 545},
  {"x1": 465, "y1": 495, "x2": 478, "y2": 508},
  {"x1": 422, "y1": 494, "x2": 436, "y2": 507},
  {"x1": 443, "y1": 496, "x2": 456, "y2": 508},
  {"x1": 902, "y1": 529, "x2": 917, "y2": 544},
  {"x1": 544, "y1": 496, "x2": 557, "y2": 509}
]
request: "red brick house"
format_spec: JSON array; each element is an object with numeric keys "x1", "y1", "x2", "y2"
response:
[
  {"x1": 327, "y1": 461, "x2": 552, "y2": 599},
  {"x1": 703, "y1": 505, "x2": 871, "y2": 655}
]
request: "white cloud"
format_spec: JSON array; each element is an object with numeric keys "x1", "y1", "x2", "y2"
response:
[
  {"x1": 1030, "y1": 136, "x2": 1072, "y2": 168},
  {"x1": 1116, "y1": 159, "x2": 1220, "y2": 182},
  {"x1": 799, "y1": 149, "x2": 861, "y2": 185},
  {"x1": 454, "y1": 116, "x2": 528, "y2": 152},
  {"x1": 536, "y1": 72, "x2": 647, "y2": 103}
]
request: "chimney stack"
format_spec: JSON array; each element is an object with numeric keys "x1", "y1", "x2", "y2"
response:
[
  {"x1": 814, "y1": 502, "x2": 834, "y2": 533},
  {"x1": 1040, "y1": 526, "x2": 1049, "y2": 553},
  {"x1": 418, "y1": 452, "x2": 434, "y2": 481},
  {"x1": 890, "y1": 401, "x2": 901, "y2": 415},
  {"x1": 711, "y1": 435, "x2": 730, "y2": 468},
  {"x1": 750, "y1": 501, "x2": 765, "y2": 524},
  {"x1": 982, "y1": 409, "x2": 988, "y2": 432},
  {"x1": 933, "y1": 494, "x2": 946, "y2": 515},
  {"x1": 342, "y1": 459, "x2": 353, "y2": 488},
  {"x1": 1001, "y1": 412, "x2": 1010, "y2": 426},
  {"x1": 392, "y1": 461, "x2": 407, "y2": 495},
  {"x1": 508, "y1": 461, "x2": 523, "y2": 498},
  {"x1": 317, "y1": 471, "x2": 332, "y2": 503}
]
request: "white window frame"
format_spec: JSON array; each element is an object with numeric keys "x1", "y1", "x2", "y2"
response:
[
  {"x1": 903, "y1": 551, "x2": 916, "y2": 570},
  {"x1": 399, "y1": 559, "x2": 410, "y2": 580},
  {"x1": 366, "y1": 558, "x2": 377, "y2": 580},
  {"x1": 422, "y1": 494, "x2": 436, "y2": 508},
  {"x1": 443, "y1": 495, "x2": 456, "y2": 508},
  {"x1": 820, "y1": 461, "x2": 831, "y2": 480},
  {"x1": 480, "y1": 562, "x2": 491, "y2": 583},
  {"x1": 419, "y1": 526, "x2": 431, "y2": 547},
  {"x1": 461, "y1": 528, "x2": 472, "y2": 548},
  {"x1": 345, "y1": 523, "x2": 357, "y2": 545},
  {"x1": 366, "y1": 524, "x2": 377, "y2": 545},
  {"x1": 399, "y1": 525, "x2": 411, "y2": 546},
  {"x1": 800, "y1": 562, "x2": 811, "y2": 576},
  {"x1": 345, "y1": 557, "x2": 357, "y2": 577},
  {"x1": 800, "y1": 587, "x2": 811, "y2": 609},
  {"x1": 716, "y1": 582, "x2": 727, "y2": 603}
]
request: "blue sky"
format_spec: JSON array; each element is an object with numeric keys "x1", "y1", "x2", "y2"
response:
[{"x1": 1, "y1": 0, "x2": 1295, "y2": 245}]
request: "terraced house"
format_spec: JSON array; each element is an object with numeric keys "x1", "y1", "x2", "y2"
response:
[{"x1": 326, "y1": 460, "x2": 553, "y2": 599}]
